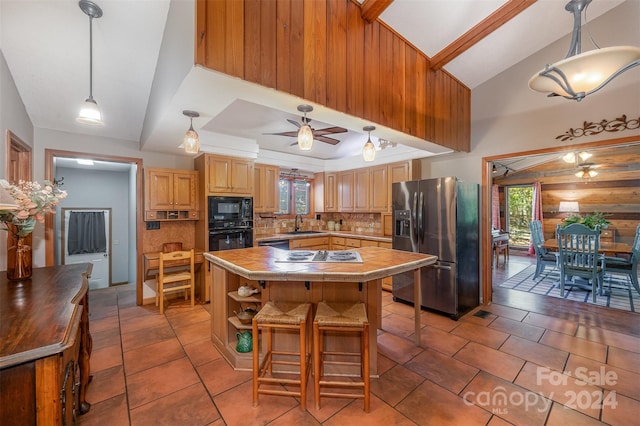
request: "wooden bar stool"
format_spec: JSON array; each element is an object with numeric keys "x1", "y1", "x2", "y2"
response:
[
  {"x1": 252, "y1": 301, "x2": 312, "y2": 410},
  {"x1": 313, "y1": 301, "x2": 370, "y2": 412}
]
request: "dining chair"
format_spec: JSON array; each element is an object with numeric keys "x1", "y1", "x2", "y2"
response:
[
  {"x1": 530, "y1": 220, "x2": 559, "y2": 279},
  {"x1": 603, "y1": 224, "x2": 640, "y2": 296},
  {"x1": 156, "y1": 248, "x2": 195, "y2": 314},
  {"x1": 556, "y1": 223, "x2": 604, "y2": 303}
]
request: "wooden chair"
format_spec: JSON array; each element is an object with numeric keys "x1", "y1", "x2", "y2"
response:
[
  {"x1": 156, "y1": 249, "x2": 195, "y2": 314},
  {"x1": 556, "y1": 224, "x2": 604, "y2": 303},
  {"x1": 494, "y1": 239, "x2": 509, "y2": 267},
  {"x1": 313, "y1": 301, "x2": 370, "y2": 412},
  {"x1": 530, "y1": 220, "x2": 559, "y2": 279}
]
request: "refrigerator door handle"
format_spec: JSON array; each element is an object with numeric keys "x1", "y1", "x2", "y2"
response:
[
  {"x1": 412, "y1": 191, "x2": 418, "y2": 243},
  {"x1": 431, "y1": 264, "x2": 452, "y2": 271},
  {"x1": 418, "y1": 191, "x2": 424, "y2": 243}
]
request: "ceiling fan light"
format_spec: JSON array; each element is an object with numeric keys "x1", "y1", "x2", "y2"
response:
[
  {"x1": 297, "y1": 124, "x2": 313, "y2": 150},
  {"x1": 562, "y1": 152, "x2": 576, "y2": 163},
  {"x1": 578, "y1": 151, "x2": 592, "y2": 161},
  {"x1": 76, "y1": 98, "x2": 103, "y2": 125},
  {"x1": 575, "y1": 170, "x2": 585, "y2": 178},
  {"x1": 588, "y1": 169, "x2": 598, "y2": 177}
]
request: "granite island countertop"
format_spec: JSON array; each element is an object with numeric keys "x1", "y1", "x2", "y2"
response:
[{"x1": 203, "y1": 245, "x2": 436, "y2": 282}]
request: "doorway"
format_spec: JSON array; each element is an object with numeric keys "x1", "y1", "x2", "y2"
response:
[
  {"x1": 62, "y1": 208, "x2": 111, "y2": 289},
  {"x1": 45, "y1": 149, "x2": 144, "y2": 304}
]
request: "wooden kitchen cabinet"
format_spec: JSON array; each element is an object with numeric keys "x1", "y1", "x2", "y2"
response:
[
  {"x1": 144, "y1": 168, "x2": 199, "y2": 221},
  {"x1": 290, "y1": 236, "x2": 329, "y2": 250},
  {"x1": 354, "y1": 168, "x2": 370, "y2": 212},
  {"x1": 369, "y1": 165, "x2": 388, "y2": 212},
  {"x1": 338, "y1": 171, "x2": 355, "y2": 212},
  {"x1": 324, "y1": 172, "x2": 338, "y2": 212},
  {"x1": 254, "y1": 164, "x2": 279, "y2": 213},
  {"x1": 202, "y1": 154, "x2": 254, "y2": 195}
]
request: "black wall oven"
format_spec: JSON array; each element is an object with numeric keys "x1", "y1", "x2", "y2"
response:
[{"x1": 208, "y1": 196, "x2": 253, "y2": 252}]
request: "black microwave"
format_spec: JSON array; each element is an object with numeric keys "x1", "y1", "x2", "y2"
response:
[{"x1": 208, "y1": 196, "x2": 253, "y2": 221}]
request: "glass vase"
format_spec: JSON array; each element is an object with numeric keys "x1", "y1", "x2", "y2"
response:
[{"x1": 7, "y1": 233, "x2": 32, "y2": 281}]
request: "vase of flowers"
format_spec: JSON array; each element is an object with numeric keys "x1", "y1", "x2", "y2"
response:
[{"x1": 0, "y1": 180, "x2": 66, "y2": 280}]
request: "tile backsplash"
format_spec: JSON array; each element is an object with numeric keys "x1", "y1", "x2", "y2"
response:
[{"x1": 254, "y1": 212, "x2": 383, "y2": 237}]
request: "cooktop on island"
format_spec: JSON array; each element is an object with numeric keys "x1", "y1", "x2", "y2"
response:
[{"x1": 276, "y1": 250, "x2": 363, "y2": 263}]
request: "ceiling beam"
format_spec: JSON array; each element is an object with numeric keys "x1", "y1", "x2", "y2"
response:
[
  {"x1": 360, "y1": 0, "x2": 394, "y2": 23},
  {"x1": 430, "y1": 0, "x2": 537, "y2": 71}
]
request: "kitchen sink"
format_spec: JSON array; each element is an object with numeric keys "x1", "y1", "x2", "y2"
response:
[{"x1": 284, "y1": 230, "x2": 324, "y2": 235}]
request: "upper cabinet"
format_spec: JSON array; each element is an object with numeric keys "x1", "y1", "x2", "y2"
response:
[
  {"x1": 199, "y1": 154, "x2": 254, "y2": 196},
  {"x1": 338, "y1": 170, "x2": 355, "y2": 212},
  {"x1": 254, "y1": 164, "x2": 279, "y2": 213},
  {"x1": 144, "y1": 168, "x2": 199, "y2": 221},
  {"x1": 194, "y1": 0, "x2": 470, "y2": 153}
]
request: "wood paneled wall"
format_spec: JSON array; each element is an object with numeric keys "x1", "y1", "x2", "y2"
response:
[
  {"x1": 493, "y1": 146, "x2": 640, "y2": 244},
  {"x1": 195, "y1": 0, "x2": 470, "y2": 152}
]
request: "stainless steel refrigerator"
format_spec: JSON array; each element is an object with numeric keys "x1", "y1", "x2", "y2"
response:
[{"x1": 392, "y1": 177, "x2": 479, "y2": 319}]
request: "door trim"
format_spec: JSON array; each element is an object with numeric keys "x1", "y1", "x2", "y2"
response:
[{"x1": 44, "y1": 149, "x2": 144, "y2": 305}]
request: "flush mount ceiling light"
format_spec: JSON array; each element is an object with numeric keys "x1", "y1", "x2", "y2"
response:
[
  {"x1": 528, "y1": 0, "x2": 640, "y2": 101},
  {"x1": 77, "y1": 0, "x2": 104, "y2": 125},
  {"x1": 296, "y1": 105, "x2": 314, "y2": 151},
  {"x1": 362, "y1": 126, "x2": 376, "y2": 162},
  {"x1": 182, "y1": 110, "x2": 200, "y2": 154}
]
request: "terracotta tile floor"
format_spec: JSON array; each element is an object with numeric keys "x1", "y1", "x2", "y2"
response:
[{"x1": 79, "y1": 253, "x2": 640, "y2": 425}]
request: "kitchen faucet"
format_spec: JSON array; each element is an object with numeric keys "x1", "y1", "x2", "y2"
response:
[{"x1": 295, "y1": 214, "x2": 302, "y2": 232}]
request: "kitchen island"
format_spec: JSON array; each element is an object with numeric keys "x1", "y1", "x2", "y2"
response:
[{"x1": 204, "y1": 246, "x2": 437, "y2": 374}]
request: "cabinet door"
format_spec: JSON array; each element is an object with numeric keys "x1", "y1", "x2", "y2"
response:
[
  {"x1": 207, "y1": 156, "x2": 232, "y2": 193},
  {"x1": 338, "y1": 171, "x2": 354, "y2": 212},
  {"x1": 369, "y1": 165, "x2": 388, "y2": 212},
  {"x1": 387, "y1": 161, "x2": 411, "y2": 212},
  {"x1": 147, "y1": 170, "x2": 174, "y2": 210},
  {"x1": 231, "y1": 159, "x2": 254, "y2": 194},
  {"x1": 262, "y1": 165, "x2": 279, "y2": 212},
  {"x1": 354, "y1": 168, "x2": 370, "y2": 212},
  {"x1": 324, "y1": 172, "x2": 338, "y2": 212},
  {"x1": 253, "y1": 164, "x2": 264, "y2": 211},
  {"x1": 173, "y1": 171, "x2": 197, "y2": 210}
]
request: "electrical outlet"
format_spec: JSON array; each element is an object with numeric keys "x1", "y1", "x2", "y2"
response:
[
  {"x1": 146, "y1": 221, "x2": 160, "y2": 230},
  {"x1": 316, "y1": 214, "x2": 321, "y2": 220}
]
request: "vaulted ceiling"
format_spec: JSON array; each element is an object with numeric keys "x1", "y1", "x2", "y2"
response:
[{"x1": 0, "y1": 0, "x2": 632, "y2": 167}]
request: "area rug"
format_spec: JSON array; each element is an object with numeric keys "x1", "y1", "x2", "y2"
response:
[{"x1": 499, "y1": 265, "x2": 640, "y2": 313}]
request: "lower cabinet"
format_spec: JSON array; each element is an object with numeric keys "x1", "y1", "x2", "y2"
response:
[{"x1": 290, "y1": 236, "x2": 329, "y2": 250}]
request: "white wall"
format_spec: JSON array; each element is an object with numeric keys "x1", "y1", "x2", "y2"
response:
[{"x1": 423, "y1": 0, "x2": 640, "y2": 183}]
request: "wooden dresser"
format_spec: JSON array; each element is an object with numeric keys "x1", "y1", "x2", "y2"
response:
[{"x1": 0, "y1": 263, "x2": 93, "y2": 425}]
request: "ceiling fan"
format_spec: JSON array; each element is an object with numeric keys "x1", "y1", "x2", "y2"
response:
[{"x1": 265, "y1": 105, "x2": 348, "y2": 146}]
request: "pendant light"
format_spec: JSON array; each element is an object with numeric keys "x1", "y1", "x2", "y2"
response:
[
  {"x1": 362, "y1": 126, "x2": 376, "y2": 162},
  {"x1": 529, "y1": 0, "x2": 640, "y2": 101},
  {"x1": 77, "y1": 0, "x2": 104, "y2": 125},
  {"x1": 297, "y1": 105, "x2": 314, "y2": 151},
  {"x1": 182, "y1": 110, "x2": 200, "y2": 154}
]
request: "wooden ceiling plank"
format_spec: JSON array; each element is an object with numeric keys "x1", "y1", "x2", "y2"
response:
[
  {"x1": 360, "y1": 0, "x2": 394, "y2": 23},
  {"x1": 430, "y1": 0, "x2": 537, "y2": 71}
]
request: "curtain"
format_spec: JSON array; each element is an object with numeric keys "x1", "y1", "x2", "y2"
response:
[
  {"x1": 68, "y1": 211, "x2": 106, "y2": 255},
  {"x1": 529, "y1": 181, "x2": 543, "y2": 255},
  {"x1": 491, "y1": 185, "x2": 500, "y2": 230}
]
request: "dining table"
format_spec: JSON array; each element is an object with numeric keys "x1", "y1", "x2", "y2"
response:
[{"x1": 542, "y1": 239, "x2": 633, "y2": 256}]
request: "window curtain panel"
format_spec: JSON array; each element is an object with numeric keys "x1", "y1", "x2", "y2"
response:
[
  {"x1": 68, "y1": 211, "x2": 106, "y2": 255},
  {"x1": 529, "y1": 181, "x2": 543, "y2": 255},
  {"x1": 492, "y1": 185, "x2": 501, "y2": 230}
]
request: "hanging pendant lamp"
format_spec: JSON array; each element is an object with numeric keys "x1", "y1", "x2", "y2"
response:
[
  {"x1": 296, "y1": 105, "x2": 314, "y2": 151},
  {"x1": 362, "y1": 126, "x2": 376, "y2": 162},
  {"x1": 528, "y1": 0, "x2": 640, "y2": 101},
  {"x1": 77, "y1": 0, "x2": 104, "y2": 125},
  {"x1": 182, "y1": 110, "x2": 200, "y2": 154}
]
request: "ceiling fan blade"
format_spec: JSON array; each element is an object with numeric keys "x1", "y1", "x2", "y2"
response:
[
  {"x1": 315, "y1": 135, "x2": 341, "y2": 145},
  {"x1": 312, "y1": 126, "x2": 348, "y2": 136},
  {"x1": 287, "y1": 119, "x2": 302, "y2": 128},
  {"x1": 290, "y1": 141, "x2": 299, "y2": 146},
  {"x1": 264, "y1": 130, "x2": 299, "y2": 137}
]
